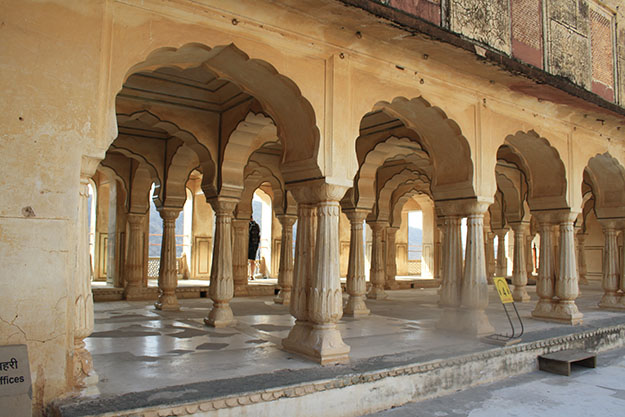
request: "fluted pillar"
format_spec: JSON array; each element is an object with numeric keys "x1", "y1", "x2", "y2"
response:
[
  {"x1": 124, "y1": 213, "x2": 147, "y2": 300},
  {"x1": 385, "y1": 227, "x2": 399, "y2": 290},
  {"x1": 155, "y1": 207, "x2": 181, "y2": 311},
  {"x1": 576, "y1": 231, "x2": 588, "y2": 285},
  {"x1": 532, "y1": 217, "x2": 556, "y2": 319},
  {"x1": 599, "y1": 222, "x2": 621, "y2": 309},
  {"x1": 436, "y1": 215, "x2": 463, "y2": 330},
  {"x1": 460, "y1": 204, "x2": 494, "y2": 336},
  {"x1": 510, "y1": 222, "x2": 530, "y2": 302},
  {"x1": 343, "y1": 209, "x2": 370, "y2": 317},
  {"x1": 553, "y1": 214, "x2": 582, "y2": 324},
  {"x1": 367, "y1": 221, "x2": 388, "y2": 300},
  {"x1": 205, "y1": 198, "x2": 237, "y2": 327},
  {"x1": 232, "y1": 218, "x2": 249, "y2": 296},
  {"x1": 283, "y1": 182, "x2": 349, "y2": 365},
  {"x1": 484, "y1": 230, "x2": 495, "y2": 284},
  {"x1": 73, "y1": 158, "x2": 98, "y2": 389},
  {"x1": 282, "y1": 203, "x2": 317, "y2": 354},
  {"x1": 274, "y1": 214, "x2": 297, "y2": 305},
  {"x1": 495, "y1": 229, "x2": 508, "y2": 277}
]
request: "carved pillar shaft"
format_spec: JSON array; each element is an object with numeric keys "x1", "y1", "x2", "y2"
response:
[
  {"x1": 274, "y1": 214, "x2": 297, "y2": 305},
  {"x1": 484, "y1": 231, "x2": 494, "y2": 283},
  {"x1": 495, "y1": 230, "x2": 508, "y2": 276},
  {"x1": 73, "y1": 174, "x2": 96, "y2": 388},
  {"x1": 385, "y1": 227, "x2": 399, "y2": 290},
  {"x1": 344, "y1": 209, "x2": 370, "y2": 317},
  {"x1": 554, "y1": 217, "x2": 582, "y2": 323},
  {"x1": 289, "y1": 204, "x2": 317, "y2": 321},
  {"x1": 439, "y1": 216, "x2": 463, "y2": 308},
  {"x1": 511, "y1": 223, "x2": 530, "y2": 302},
  {"x1": 232, "y1": 218, "x2": 249, "y2": 296},
  {"x1": 205, "y1": 199, "x2": 237, "y2": 327},
  {"x1": 599, "y1": 224, "x2": 620, "y2": 308},
  {"x1": 460, "y1": 208, "x2": 494, "y2": 336},
  {"x1": 367, "y1": 221, "x2": 388, "y2": 300},
  {"x1": 434, "y1": 219, "x2": 443, "y2": 280},
  {"x1": 576, "y1": 232, "x2": 588, "y2": 285},
  {"x1": 124, "y1": 214, "x2": 146, "y2": 300},
  {"x1": 532, "y1": 219, "x2": 556, "y2": 318},
  {"x1": 155, "y1": 208, "x2": 180, "y2": 311}
]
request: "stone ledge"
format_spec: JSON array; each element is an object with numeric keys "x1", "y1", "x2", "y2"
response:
[{"x1": 51, "y1": 317, "x2": 625, "y2": 417}]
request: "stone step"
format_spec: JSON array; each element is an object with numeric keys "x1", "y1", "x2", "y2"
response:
[{"x1": 538, "y1": 349, "x2": 597, "y2": 376}]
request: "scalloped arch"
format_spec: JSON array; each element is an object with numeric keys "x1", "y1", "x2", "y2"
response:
[
  {"x1": 584, "y1": 152, "x2": 625, "y2": 219},
  {"x1": 375, "y1": 169, "x2": 430, "y2": 222},
  {"x1": 237, "y1": 160, "x2": 285, "y2": 217},
  {"x1": 371, "y1": 97, "x2": 474, "y2": 199},
  {"x1": 120, "y1": 43, "x2": 321, "y2": 183}
]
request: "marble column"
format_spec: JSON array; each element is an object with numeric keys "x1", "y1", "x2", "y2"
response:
[
  {"x1": 385, "y1": 226, "x2": 399, "y2": 290},
  {"x1": 526, "y1": 232, "x2": 535, "y2": 279},
  {"x1": 306, "y1": 199, "x2": 350, "y2": 363},
  {"x1": 495, "y1": 229, "x2": 508, "y2": 277},
  {"x1": 283, "y1": 203, "x2": 317, "y2": 353},
  {"x1": 205, "y1": 198, "x2": 238, "y2": 327},
  {"x1": 434, "y1": 219, "x2": 443, "y2": 281},
  {"x1": 576, "y1": 231, "x2": 589, "y2": 285},
  {"x1": 437, "y1": 215, "x2": 463, "y2": 330},
  {"x1": 155, "y1": 207, "x2": 181, "y2": 311},
  {"x1": 232, "y1": 218, "x2": 249, "y2": 296},
  {"x1": 553, "y1": 225, "x2": 561, "y2": 277},
  {"x1": 343, "y1": 209, "x2": 370, "y2": 317},
  {"x1": 460, "y1": 205, "x2": 494, "y2": 336},
  {"x1": 367, "y1": 221, "x2": 389, "y2": 300},
  {"x1": 599, "y1": 222, "x2": 621, "y2": 309},
  {"x1": 553, "y1": 214, "x2": 583, "y2": 324},
  {"x1": 484, "y1": 230, "x2": 495, "y2": 284},
  {"x1": 274, "y1": 214, "x2": 297, "y2": 305},
  {"x1": 73, "y1": 158, "x2": 98, "y2": 389},
  {"x1": 510, "y1": 222, "x2": 530, "y2": 302},
  {"x1": 532, "y1": 217, "x2": 556, "y2": 319},
  {"x1": 124, "y1": 213, "x2": 147, "y2": 300}
]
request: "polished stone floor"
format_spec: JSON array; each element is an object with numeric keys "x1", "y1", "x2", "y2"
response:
[{"x1": 86, "y1": 281, "x2": 625, "y2": 398}]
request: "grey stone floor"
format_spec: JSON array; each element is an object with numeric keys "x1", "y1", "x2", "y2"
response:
[
  {"x1": 367, "y1": 346, "x2": 625, "y2": 417},
  {"x1": 85, "y1": 281, "x2": 625, "y2": 398}
]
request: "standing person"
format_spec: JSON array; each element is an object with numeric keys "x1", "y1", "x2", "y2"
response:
[{"x1": 248, "y1": 216, "x2": 261, "y2": 280}]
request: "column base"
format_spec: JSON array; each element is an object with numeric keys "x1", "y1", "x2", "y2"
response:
[
  {"x1": 343, "y1": 295, "x2": 370, "y2": 317},
  {"x1": 204, "y1": 302, "x2": 236, "y2": 328},
  {"x1": 282, "y1": 322, "x2": 350, "y2": 365},
  {"x1": 367, "y1": 286, "x2": 388, "y2": 300},
  {"x1": 73, "y1": 339, "x2": 98, "y2": 391},
  {"x1": 274, "y1": 289, "x2": 291, "y2": 305},
  {"x1": 436, "y1": 307, "x2": 460, "y2": 331},
  {"x1": 458, "y1": 308, "x2": 495, "y2": 337},
  {"x1": 579, "y1": 276, "x2": 589, "y2": 285},
  {"x1": 512, "y1": 286, "x2": 531, "y2": 302},
  {"x1": 154, "y1": 292, "x2": 180, "y2": 311},
  {"x1": 384, "y1": 281, "x2": 400, "y2": 290},
  {"x1": 124, "y1": 286, "x2": 150, "y2": 301},
  {"x1": 599, "y1": 293, "x2": 625, "y2": 310},
  {"x1": 531, "y1": 299, "x2": 555, "y2": 319},
  {"x1": 234, "y1": 284, "x2": 249, "y2": 297},
  {"x1": 551, "y1": 301, "x2": 583, "y2": 325}
]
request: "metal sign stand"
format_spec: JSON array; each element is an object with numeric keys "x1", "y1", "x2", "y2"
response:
[{"x1": 482, "y1": 277, "x2": 524, "y2": 346}]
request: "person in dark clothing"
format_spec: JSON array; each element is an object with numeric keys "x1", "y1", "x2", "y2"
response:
[{"x1": 248, "y1": 216, "x2": 261, "y2": 279}]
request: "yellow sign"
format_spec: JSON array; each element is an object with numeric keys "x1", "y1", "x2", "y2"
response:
[{"x1": 493, "y1": 277, "x2": 514, "y2": 304}]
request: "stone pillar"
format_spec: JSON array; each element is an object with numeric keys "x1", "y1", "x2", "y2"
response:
[
  {"x1": 553, "y1": 214, "x2": 582, "y2": 324},
  {"x1": 599, "y1": 222, "x2": 621, "y2": 309},
  {"x1": 232, "y1": 218, "x2": 249, "y2": 296},
  {"x1": 385, "y1": 226, "x2": 399, "y2": 290},
  {"x1": 576, "y1": 231, "x2": 588, "y2": 285},
  {"x1": 495, "y1": 229, "x2": 508, "y2": 277},
  {"x1": 620, "y1": 229, "x2": 625, "y2": 307},
  {"x1": 274, "y1": 214, "x2": 297, "y2": 305},
  {"x1": 124, "y1": 213, "x2": 147, "y2": 300},
  {"x1": 283, "y1": 203, "x2": 317, "y2": 353},
  {"x1": 532, "y1": 217, "x2": 556, "y2": 319},
  {"x1": 434, "y1": 218, "x2": 443, "y2": 280},
  {"x1": 484, "y1": 230, "x2": 495, "y2": 284},
  {"x1": 553, "y1": 224, "x2": 561, "y2": 277},
  {"x1": 155, "y1": 207, "x2": 181, "y2": 311},
  {"x1": 367, "y1": 221, "x2": 388, "y2": 300},
  {"x1": 283, "y1": 183, "x2": 349, "y2": 365},
  {"x1": 460, "y1": 204, "x2": 494, "y2": 336},
  {"x1": 437, "y1": 215, "x2": 463, "y2": 330},
  {"x1": 73, "y1": 157, "x2": 98, "y2": 389},
  {"x1": 510, "y1": 222, "x2": 530, "y2": 302},
  {"x1": 526, "y1": 232, "x2": 535, "y2": 279},
  {"x1": 344, "y1": 209, "x2": 370, "y2": 317},
  {"x1": 205, "y1": 198, "x2": 238, "y2": 327}
]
